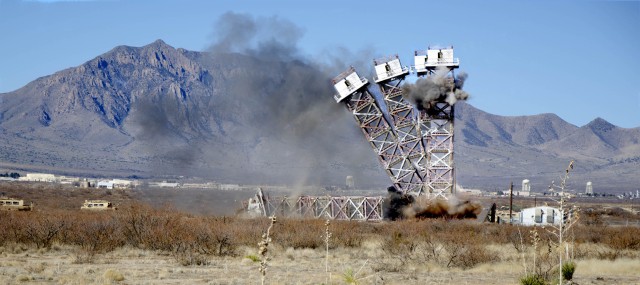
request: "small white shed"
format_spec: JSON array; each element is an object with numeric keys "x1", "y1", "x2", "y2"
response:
[{"x1": 519, "y1": 206, "x2": 563, "y2": 226}]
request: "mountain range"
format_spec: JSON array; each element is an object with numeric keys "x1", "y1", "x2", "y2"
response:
[{"x1": 1, "y1": 40, "x2": 638, "y2": 194}]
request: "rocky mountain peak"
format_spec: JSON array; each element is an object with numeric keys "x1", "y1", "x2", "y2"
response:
[{"x1": 586, "y1": 117, "x2": 616, "y2": 133}]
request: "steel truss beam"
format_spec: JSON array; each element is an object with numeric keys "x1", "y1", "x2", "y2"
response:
[{"x1": 249, "y1": 189, "x2": 384, "y2": 221}]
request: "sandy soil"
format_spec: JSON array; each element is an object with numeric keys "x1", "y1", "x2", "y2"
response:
[{"x1": 1, "y1": 245, "x2": 638, "y2": 285}]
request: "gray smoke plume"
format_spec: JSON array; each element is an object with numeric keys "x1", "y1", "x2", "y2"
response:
[
  {"x1": 382, "y1": 186, "x2": 414, "y2": 220},
  {"x1": 204, "y1": 12, "x2": 376, "y2": 187},
  {"x1": 383, "y1": 185, "x2": 482, "y2": 220},
  {"x1": 402, "y1": 67, "x2": 469, "y2": 111},
  {"x1": 130, "y1": 12, "x2": 390, "y2": 186},
  {"x1": 132, "y1": 93, "x2": 205, "y2": 175},
  {"x1": 209, "y1": 12, "x2": 303, "y2": 62}
]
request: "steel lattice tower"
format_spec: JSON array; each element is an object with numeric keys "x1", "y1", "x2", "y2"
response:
[
  {"x1": 372, "y1": 55, "x2": 428, "y2": 196},
  {"x1": 332, "y1": 47, "x2": 460, "y2": 198},
  {"x1": 331, "y1": 67, "x2": 424, "y2": 194},
  {"x1": 414, "y1": 47, "x2": 459, "y2": 198}
]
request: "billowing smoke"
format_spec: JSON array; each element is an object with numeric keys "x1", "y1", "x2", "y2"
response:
[
  {"x1": 128, "y1": 12, "x2": 379, "y2": 183},
  {"x1": 382, "y1": 186, "x2": 414, "y2": 220},
  {"x1": 383, "y1": 185, "x2": 482, "y2": 220},
  {"x1": 401, "y1": 67, "x2": 469, "y2": 112},
  {"x1": 135, "y1": 97, "x2": 200, "y2": 165},
  {"x1": 204, "y1": 12, "x2": 377, "y2": 187}
]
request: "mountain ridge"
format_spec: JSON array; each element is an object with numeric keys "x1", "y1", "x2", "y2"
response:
[{"x1": 1, "y1": 40, "x2": 639, "y2": 194}]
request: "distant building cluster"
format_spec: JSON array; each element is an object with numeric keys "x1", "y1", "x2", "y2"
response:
[
  {"x1": 4, "y1": 172, "x2": 637, "y2": 203},
  {"x1": 617, "y1": 190, "x2": 640, "y2": 200},
  {"x1": 3, "y1": 172, "x2": 288, "y2": 192},
  {"x1": 13, "y1": 173, "x2": 137, "y2": 189}
]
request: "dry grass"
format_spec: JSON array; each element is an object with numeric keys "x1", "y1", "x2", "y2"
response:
[
  {"x1": 0, "y1": 240, "x2": 638, "y2": 284},
  {"x1": 576, "y1": 258, "x2": 640, "y2": 276},
  {"x1": 103, "y1": 268, "x2": 125, "y2": 282},
  {"x1": 2, "y1": 246, "x2": 637, "y2": 284},
  {"x1": 1, "y1": 182, "x2": 640, "y2": 284}
]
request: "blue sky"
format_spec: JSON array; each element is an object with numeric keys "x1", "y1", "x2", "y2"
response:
[{"x1": 1, "y1": 0, "x2": 639, "y2": 128}]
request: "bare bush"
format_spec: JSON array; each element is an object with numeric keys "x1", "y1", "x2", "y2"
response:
[
  {"x1": 272, "y1": 219, "x2": 324, "y2": 249},
  {"x1": 22, "y1": 212, "x2": 69, "y2": 249},
  {"x1": 604, "y1": 227, "x2": 640, "y2": 251},
  {"x1": 380, "y1": 230, "x2": 420, "y2": 270},
  {"x1": 69, "y1": 213, "x2": 124, "y2": 263},
  {"x1": 441, "y1": 231, "x2": 497, "y2": 269},
  {"x1": 330, "y1": 220, "x2": 373, "y2": 248}
]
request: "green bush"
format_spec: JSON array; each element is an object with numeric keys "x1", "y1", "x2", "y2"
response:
[
  {"x1": 562, "y1": 261, "x2": 576, "y2": 281},
  {"x1": 520, "y1": 274, "x2": 546, "y2": 285}
]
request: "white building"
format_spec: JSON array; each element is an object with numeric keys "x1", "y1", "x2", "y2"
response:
[
  {"x1": 585, "y1": 181, "x2": 593, "y2": 195},
  {"x1": 456, "y1": 185, "x2": 483, "y2": 196},
  {"x1": 111, "y1": 179, "x2": 132, "y2": 188},
  {"x1": 519, "y1": 206, "x2": 563, "y2": 226},
  {"x1": 218, "y1": 184, "x2": 239, "y2": 190},
  {"x1": 148, "y1": 181, "x2": 180, "y2": 188},
  {"x1": 514, "y1": 179, "x2": 531, "y2": 197},
  {"x1": 20, "y1": 173, "x2": 56, "y2": 182},
  {"x1": 97, "y1": 181, "x2": 114, "y2": 189},
  {"x1": 346, "y1": 176, "x2": 354, "y2": 189}
]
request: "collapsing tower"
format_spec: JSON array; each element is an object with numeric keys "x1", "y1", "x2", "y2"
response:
[
  {"x1": 332, "y1": 47, "x2": 461, "y2": 198},
  {"x1": 242, "y1": 47, "x2": 464, "y2": 221},
  {"x1": 332, "y1": 67, "x2": 424, "y2": 195}
]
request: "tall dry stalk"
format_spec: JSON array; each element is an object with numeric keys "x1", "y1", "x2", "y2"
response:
[
  {"x1": 517, "y1": 226, "x2": 528, "y2": 276},
  {"x1": 546, "y1": 160, "x2": 579, "y2": 285},
  {"x1": 323, "y1": 219, "x2": 332, "y2": 284},
  {"x1": 258, "y1": 216, "x2": 276, "y2": 285},
  {"x1": 530, "y1": 228, "x2": 540, "y2": 275}
]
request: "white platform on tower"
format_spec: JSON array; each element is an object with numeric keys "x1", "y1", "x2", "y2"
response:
[
  {"x1": 332, "y1": 67, "x2": 369, "y2": 103},
  {"x1": 414, "y1": 47, "x2": 459, "y2": 74}
]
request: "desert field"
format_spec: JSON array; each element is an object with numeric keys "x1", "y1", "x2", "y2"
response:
[
  {"x1": 2, "y1": 245, "x2": 639, "y2": 285},
  {"x1": 1, "y1": 182, "x2": 639, "y2": 285}
]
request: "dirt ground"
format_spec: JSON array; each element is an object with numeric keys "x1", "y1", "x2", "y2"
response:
[{"x1": 1, "y1": 244, "x2": 639, "y2": 285}]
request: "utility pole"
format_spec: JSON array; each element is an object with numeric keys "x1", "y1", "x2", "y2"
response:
[{"x1": 509, "y1": 181, "x2": 514, "y2": 224}]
